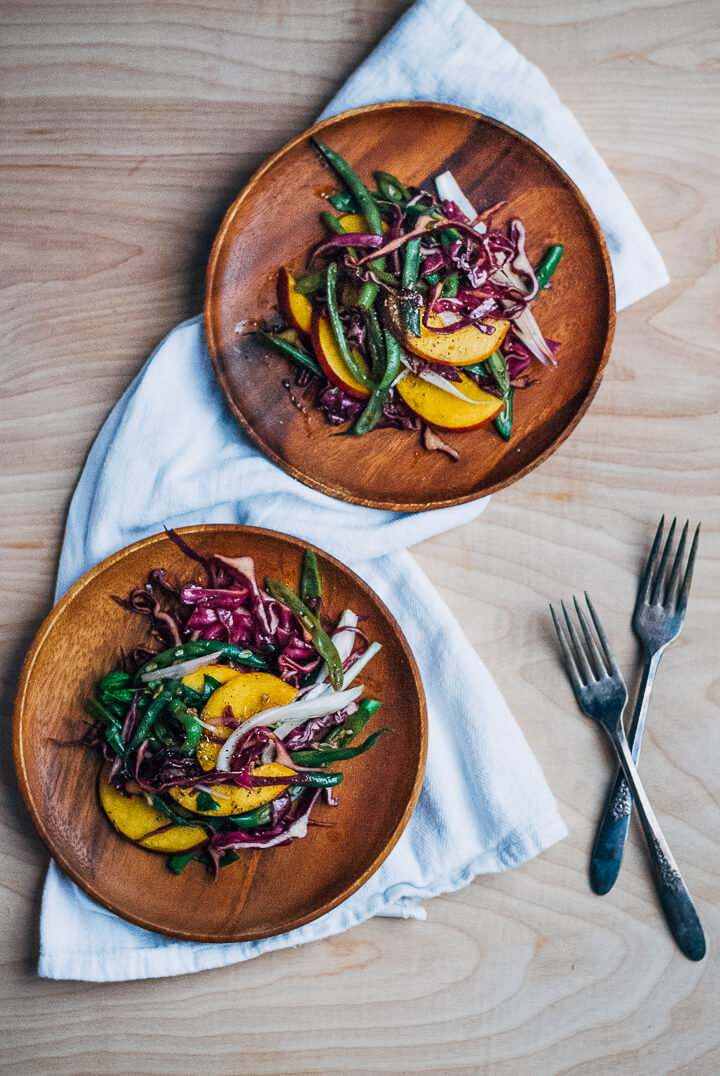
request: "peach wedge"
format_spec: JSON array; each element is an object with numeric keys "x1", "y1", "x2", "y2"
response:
[
  {"x1": 397, "y1": 370, "x2": 503, "y2": 430},
  {"x1": 277, "y1": 267, "x2": 313, "y2": 340}
]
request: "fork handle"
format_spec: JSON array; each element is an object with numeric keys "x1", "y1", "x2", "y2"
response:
[
  {"x1": 590, "y1": 651, "x2": 662, "y2": 894},
  {"x1": 606, "y1": 725, "x2": 706, "y2": 961}
]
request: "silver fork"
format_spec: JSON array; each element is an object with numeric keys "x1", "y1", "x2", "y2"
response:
[
  {"x1": 550, "y1": 594, "x2": 706, "y2": 961},
  {"x1": 589, "y1": 518, "x2": 700, "y2": 896}
]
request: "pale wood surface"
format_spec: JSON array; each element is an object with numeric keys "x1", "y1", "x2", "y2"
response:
[{"x1": 1, "y1": 0, "x2": 718, "y2": 1072}]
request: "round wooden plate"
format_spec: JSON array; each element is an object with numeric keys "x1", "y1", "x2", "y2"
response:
[
  {"x1": 13, "y1": 526, "x2": 427, "y2": 943},
  {"x1": 205, "y1": 101, "x2": 615, "y2": 512}
]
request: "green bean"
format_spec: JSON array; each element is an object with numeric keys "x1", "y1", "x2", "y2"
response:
[
  {"x1": 300, "y1": 548, "x2": 322, "y2": 603},
  {"x1": 264, "y1": 577, "x2": 344, "y2": 690},
  {"x1": 129, "y1": 683, "x2": 180, "y2": 751},
  {"x1": 441, "y1": 272, "x2": 459, "y2": 298},
  {"x1": 479, "y1": 349, "x2": 513, "y2": 441},
  {"x1": 535, "y1": 244, "x2": 564, "y2": 290},
  {"x1": 320, "y1": 210, "x2": 346, "y2": 235},
  {"x1": 352, "y1": 328, "x2": 403, "y2": 436},
  {"x1": 494, "y1": 387, "x2": 514, "y2": 441},
  {"x1": 327, "y1": 190, "x2": 358, "y2": 213},
  {"x1": 168, "y1": 851, "x2": 198, "y2": 873},
  {"x1": 400, "y1": 238, "x2": 422, "y2": 337},
  {"x1": 293, "y1": 268, "x2": 326, "y2": 295},
  {"x1": 256, "y1": 331, "x2": 322, "y2": 377},
  {"x1": 325, "y1": 262, "x2": 375, "y2": 392},
  {"x1": 485, "y1": 349, "x2": 510, "y2": 395},
  {"x1": 85, "y1": 697, "x2": 126, "y2": 759},
  {"x1": 168, "y1": 700, "x2": 203, "y2": 754},
  {"x1": 325, "y1": 698, "x2": 382, "y2": 747},
  {"x1": 152, "y1": 795, "x2": 206, "y2": 830},
  {"x1": 364, "y1": 307, "x2": 387, "y2": 380},
  {"x1": 135, "y1": 640, "x2": 266, "y2": 683},
  {"x1": 314, "y1": 139, "x2": 384, "y2": 235},
  {"x1": 373, "y1": 170, "x2": 411, "y2": 204},
  {"x1": 226, "y1": 787, "x2": 305, "y2": 830},
  {"x1": 313, "y1": 140, "x2": 386, "y2": 310},
  {"x1": 195, "y1": 790, "x2": 220, "y2": 812},
  {"x1": 290, "y1": 727, "x2": 390, "y2": 767}
]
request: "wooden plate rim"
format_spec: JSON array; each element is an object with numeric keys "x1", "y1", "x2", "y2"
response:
[
  {"x1": 204, "y1": 99, "x2": 616, "y2": 512},
  {"x1": 13, "y1": 524, "x2": 428, "y2": 943}
]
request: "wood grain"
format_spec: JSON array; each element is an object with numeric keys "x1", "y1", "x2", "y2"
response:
[
  {"x1": 13, "y1": 526, "x2": 426, "y2": 942},
  {"x1": 205, "y1": 102, "x2": 614, "y2": 511},
  {"x1": 0, "y1": 0, "x2": 718, "y2": 1072}
]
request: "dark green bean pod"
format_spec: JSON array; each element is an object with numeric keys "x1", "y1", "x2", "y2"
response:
[
  {"x1": 300, "y1": 548, "x2": 322, "y2": 603},
  {"x1": 325, "y1": 262, "x2": 375, "y2": 392},
  {"x1": 352, "y1": 328, "x2": 403, "y2": 436},
  {"x1": 290, "y1": 727, "x2": 390, "y2": 767},
  {"x1": 312, "y1": 139, "x2": 386, "y2": 310},
  {"x1": 256, "y1": 331, "x2": 322, "y2": 377},
  {"x1": 373, "y1": 170, "x2": 411, "y2": 204},
  {"x1": 293, "y1": 268, "x2": 327, "y2": 295},
  {"x1": 535, "y1": 244, "x2": 564, "y2": 289},
  {"x1": 128, "y1": 683, "x2": 181, "y2": 751},
  {"x1": 325, "y1": 698, "x2": 382, "y2": 747},
  {"x1": 135, "y1": 640, "x2": 267, "y2": 685},
  {"x1": 264, "y1": 577, "x2": 344, "y2": 690},
  {"x1": 85, "y1": 697, "x2": 127, "y2": 759},
  {"x1": 168, "y1": 700, "x2": 203, "y2": 754},
  {"x1": 441, "y1": 272, "x2": 459, "y2": 298},
  {"x1": 363, "y1": 306, "x2": 387, "y2": 380}
]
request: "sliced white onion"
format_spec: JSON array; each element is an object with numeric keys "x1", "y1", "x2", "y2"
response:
[
  {"x1": 195, "y1": 783, "x2": 231, "y2": 800},
  {"x1": 512, "y1": 306, "x2": 556, "y2": 366},
  {"x1": 141, "y1": 651, "x2": 224, "y2": 683},
  {"x1": 435, "y1": 171, "x2": 486, "y2": 233},
  {"x1": 196, "y1": 715, "x2": 223, "y2": 733},
  {"x1": 216, "y1": 685, "x2": 364, "y2": 770},
  {"x1": 400, "y1": 356, "x2": 487, "y2": 405},
  {"x1": 341, "y1": 641, "x2": 381, "y2": 688},
  {"x1": 308, "y1": 641, "x2": 382, "y2": 701}
]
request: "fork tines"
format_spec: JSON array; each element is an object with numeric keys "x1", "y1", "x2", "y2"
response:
[
  {"x1": 639, "y1": 516, "x2": 700, "y2": 613},
  {"x1": 550, "y1": 593, "x2": 620, "y2": 689}
]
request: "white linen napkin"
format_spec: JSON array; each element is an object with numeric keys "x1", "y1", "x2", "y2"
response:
[{"x1": 38, "y1": 0, "x2": 668, "y2": 982}]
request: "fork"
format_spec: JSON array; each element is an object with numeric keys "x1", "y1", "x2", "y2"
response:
[
  {"x1": 550, "y1": 594, "x2": 706, "y2": 961},
  {"x1": 589, "y1": 518, "x2": 700, "y2": 896}
]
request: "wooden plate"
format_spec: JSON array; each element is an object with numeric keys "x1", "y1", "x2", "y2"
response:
[
  {"x1": 13, "y1": 526, "x2": 427, "y2": 943},
  {"x1": 205, "y1": 101, "x2": 615, "y2": 512}
]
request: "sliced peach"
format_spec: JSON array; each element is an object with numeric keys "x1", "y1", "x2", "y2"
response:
[
  {"x1": 396, "y1": 370, "x2": 503, "y2": 430},
  {"x1": 311, "y1": 310, "x2": 371, "y2": 399},
  {"x1": 98, "y1": 768, "x2": 205, "y2": 853},
  {"x1": 385, "y1": 295, "x2": 509, "y2": 365},
  {"x1": 169, "y1": 763, "x2": 297, "y2": 817},
  {"x1": 338, "y1": 213, "x2": 387, "y2": 235},
  {"x1": 277, "y1": 267, "x2": 313, "y2": 340},
  {"x1": 181, "y1": 664, "x2": 242, "y2": 695}
]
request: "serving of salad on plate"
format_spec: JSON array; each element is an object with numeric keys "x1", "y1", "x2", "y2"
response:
[
  {"x1": 257, "y1": 139, "x2": 564, "y2": 458},
  {"x1": 80, "y1": 530, "x2": 388, "y2": 879}
]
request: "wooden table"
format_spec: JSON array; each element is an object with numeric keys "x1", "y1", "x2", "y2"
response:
[{"x1": 1, "y1": 1, "x2": 718, "y2": 1071}]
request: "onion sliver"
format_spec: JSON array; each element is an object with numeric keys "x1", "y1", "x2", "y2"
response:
[
  {"x1": 341, "y1": 641, "x2": 381, "y2": 688},
  {"x1": 140, "y1": 651, "x2": 224, "y2": 683},
  {"x1": 435, "y1": 171, "x2": 486, "y2": 234},
  {"x1": 216, "y1": 685, "x2": 365, "y2": 770},
  {"x1": 400, "y1": 357, "x2": 489, "y2": 405}
]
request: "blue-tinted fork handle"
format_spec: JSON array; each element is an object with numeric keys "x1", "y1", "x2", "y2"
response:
[
  {"x1": 590, "y1": 649, "x2": 662, "y2": 896},
  {"x1": 603, "y1": 719, "x2": 706, "y2": 961}
]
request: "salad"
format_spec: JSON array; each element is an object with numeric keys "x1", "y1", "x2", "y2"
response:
[
  {"x1": 256, "y1": 140, "x2": 564, "y2": 459},
  {"x1": 81, "y1": 532, "x2": 387, "y2": 878}
]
